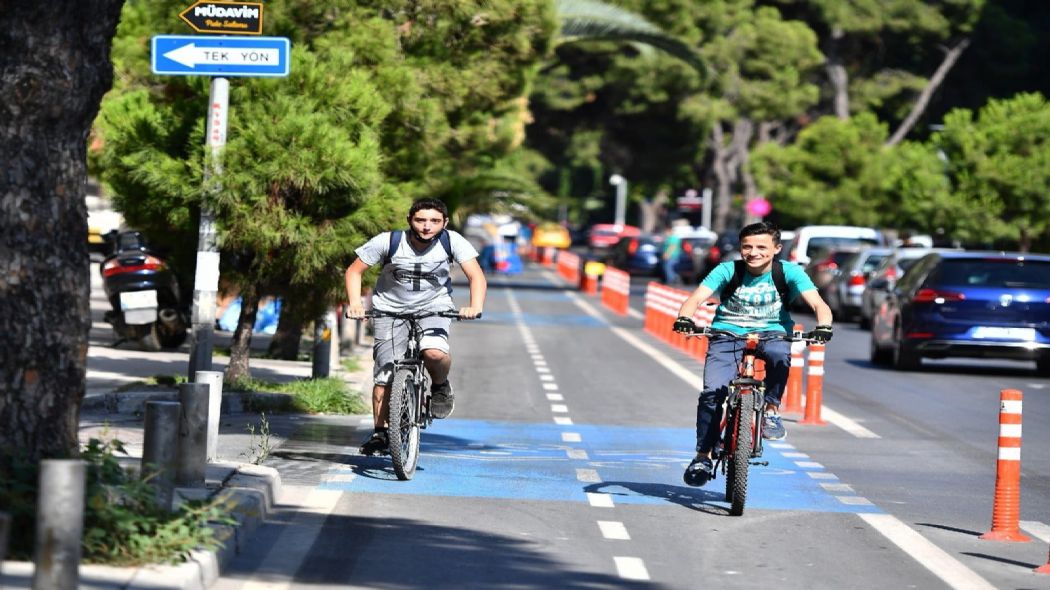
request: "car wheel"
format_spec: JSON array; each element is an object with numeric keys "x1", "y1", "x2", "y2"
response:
[
  {"x1": 891, "y1": 325, "x2": 921, "y2": 371},
  {"x1": 869, "y1": 330, "x2": 891, "y2": 366}
]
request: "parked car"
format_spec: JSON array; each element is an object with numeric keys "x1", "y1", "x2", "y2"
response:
[
  {"x1": 804, "y1": 247, "x2": 863, "y2": 298},
  {"x1": 669, "y1": 226, "x2": 719, "y2": 283},
  {"x1": 605, "y1": 233, "x2": 663, "y2": 276},
  {"x1": 859, "y1": 247, "x2": 959, "y2": 328},
  {"x1": 823, "y1": 247, "x2": 892, "y2": 322},
  {"x1": 783, "y1": 225, "x2": 885, "y2": 267},
  {"x1": 869, "y1": 251, "x2": 1050, "y2": 372},
  {"x1": 587, "y1": 223, "x2": 641, "y2": 250},
  {"x1": 531, "y1": 222, "x2": 571, "y2": 249}
]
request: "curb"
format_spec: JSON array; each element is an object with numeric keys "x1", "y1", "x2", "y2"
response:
[
  {"x1": 0, "y1": 463, "x2": 281, "y2": 590},
  {"x1": 82, "y1": 389, "x2": 313, "y2": 415}
]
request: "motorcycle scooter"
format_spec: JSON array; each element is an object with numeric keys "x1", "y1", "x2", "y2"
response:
[{"x1": 100, "y1": 230, "x2": 189, "y2": 351}]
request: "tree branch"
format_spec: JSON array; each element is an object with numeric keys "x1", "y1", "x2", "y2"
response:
[{"x1": 886, "y1": 38, "x2": 971, "y2": 146}]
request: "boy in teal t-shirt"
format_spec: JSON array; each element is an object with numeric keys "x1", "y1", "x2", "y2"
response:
[{"x1": 672, "y1": 222, "x2": 834, "y2": 487}]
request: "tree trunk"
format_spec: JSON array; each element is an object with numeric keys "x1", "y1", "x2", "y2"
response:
[
  {"x1": 226, "y1": 287, "x2": 260, "y2": 384},
  {"x1": 886, "y1": 38, "x2": 971, "y2": 146},
  {"x1": 268, "y1": 301, "x2": 304, "y2": 360},
  {"x1": 825, "y1": 27, "x2": 850, "y2": 120},
  {"x1": 710, "y1": 123, "x2": 733, "y2": 233},
  {"x1": 0, "y1": 2, "x2": 124, "y2": 459}
]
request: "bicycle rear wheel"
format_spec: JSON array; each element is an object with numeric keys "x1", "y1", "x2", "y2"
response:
[
  {"x1": 388, "y1": 368, "x2": 421, "y2": 480},
  {"x1": 726, "y1": 390, "x2": 755, "y2": 516}
]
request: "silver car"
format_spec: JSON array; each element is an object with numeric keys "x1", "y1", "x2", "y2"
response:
[
  {"x1": 859, "y1": 247, "x2": 960, "y2": 329},
  {"x1": 823, "y1": 247, "x2": 892, "y2": 322}
]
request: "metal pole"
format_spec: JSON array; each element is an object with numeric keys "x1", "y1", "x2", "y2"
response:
[
  {"x1": 142, "y1": 400, "x2": 181, "y2": 510},
  {"x1": 188, "y1": 77, "x2": 229, "y2": 380},
  {"x1": 312, "y1": 312, "x2": 331, "y2": 378},
  {"x1": 177, "y1": 383, "x2": 210, "y2": 487},
  {"x1": 195, "y1": 370, "x2": 224, "y2": 461},
  {"x1": 614, "y1": 181, "x2": 627, "y2": 227},
  {"x1": 32, "y1": 460, "x2": 86, "y2": 590},
  {"x1": 0, "y1": 511, "x2": 10, "y2": 576},
  {"x1": 701, "y1": 188, "x2": 713, "y2": 231}
]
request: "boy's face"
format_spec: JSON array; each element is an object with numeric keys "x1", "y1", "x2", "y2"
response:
[
  {"x1": 408, "y1": 208, "x2": 447, "y2": 241},
  {"x1": 739, "y1": 233, "x2": 781, "y2": 269}
]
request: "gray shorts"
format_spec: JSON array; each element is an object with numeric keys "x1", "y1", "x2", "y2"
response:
[{"x1": 372, "y1": 315, "x2": 451, "y2": 385}]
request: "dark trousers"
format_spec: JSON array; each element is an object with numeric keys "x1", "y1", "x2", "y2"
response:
[{"x1": 695, "y1": 336, "x2": 790, "y2": 453}]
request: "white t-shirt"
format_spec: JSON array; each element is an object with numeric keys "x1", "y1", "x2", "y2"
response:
[{"x1": 355, "y1": 230, "x2": 479, "y2": 313}]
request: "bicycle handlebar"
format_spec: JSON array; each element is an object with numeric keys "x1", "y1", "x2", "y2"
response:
[{"x1": 682, "y1": 325, "x2": 823, "y2": 343}]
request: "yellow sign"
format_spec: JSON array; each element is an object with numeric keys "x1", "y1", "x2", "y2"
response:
[{"x1": 180, "y1": 1, "x2": 264, "y2": 35}]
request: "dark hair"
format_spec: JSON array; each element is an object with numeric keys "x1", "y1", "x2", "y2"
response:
[
  {"x1": 738, "y1": 221, "x2": 781, "y2": 244},
  {"x1": 408, "y1": 198, "x2": 448, "y2": 220}
]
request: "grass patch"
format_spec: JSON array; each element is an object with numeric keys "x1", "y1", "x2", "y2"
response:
[
  {"x1": 340, "y1": 356, "x2": 363, "y2": 373},
  {"x1": 226, "y1": 377, "x2": 367, "y2": 415}
]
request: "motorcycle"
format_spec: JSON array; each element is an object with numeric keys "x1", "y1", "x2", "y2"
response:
[{"x1": 100, "y1": 230, "x2": 189, "y2": 351}]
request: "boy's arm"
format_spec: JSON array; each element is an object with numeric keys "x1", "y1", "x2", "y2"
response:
[
  {"x1": 459, "y1": 258, "x2": 487, "y2": 319},
  {"x1": 678, "y1": 284, "x2": 716, "y2": 320},
  {"x1": 344, "y1": 258, "x2": 371, "y2": 318},
  {"x1": 799, "y1": 289, "x2": 833, "y2": 326}
]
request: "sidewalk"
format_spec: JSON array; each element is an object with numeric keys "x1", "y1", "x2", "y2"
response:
[{"x1": 0, "y1": 339, "x2": 374, "y2": 590}]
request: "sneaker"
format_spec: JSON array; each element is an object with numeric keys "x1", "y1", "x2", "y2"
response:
[
  {"x1": 683, "y1": 454, "x2": 715, "y2": 487},
  {"x1": 431, "y1": 381, "x2": 455, "y2": 419},
  {"x1": 358, "y1": 430, "x2": 389, "y2": 456},
  {"x1": 763, "y1": 413, "x2": 787, "y2": 441}
]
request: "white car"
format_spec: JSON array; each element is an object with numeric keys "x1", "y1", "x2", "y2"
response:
[
  {"x1": 783, "y1": 225, "x2": 885, "y2": 267},
  {"x1": 86, "y1": 193, "x2": 124, "y2": 254}
]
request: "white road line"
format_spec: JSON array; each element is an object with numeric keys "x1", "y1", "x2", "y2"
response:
[
  {"x1": 542, "y1": 383, "x2": 559, "y2": 391},
  {"x1": 576, "y1": 468, "x2": 601, "y2": 483},
  {"x1": 539, "y1": 374, "x2": 555, "y2": 381},
  {"x1": 554, "y1": 416, "x2": 573, "y2": 425},
  {"x1": 782, "y1": 452, "x2": 809, "y2": 458},
  {"x1": 587, "y1": 492, "x2": 615, "y2": 508},
  {"x1": 819, "y1": 482, "x2": 855, "y2": 493},
  {"x1": 238, "y1": 482, "x2": 343, "y2": 590},
  {"x1": 767, "y1": 442, "x2": 794, "y2": 449},
  {"x1": 536, "y1": 366, "x2": 551, "y2": 373},
  {"x1": 567, "y1": 448, "x2": 589, "y2": 460},
  {"x1": 613, "y1": 557, "x2": 650, "y2": 581},
  {"x1": 795, "y1": 461, "x2": 825, "y2": 469},
  {"x1": 565, "y1": 286, "x2": 880, "y2": 440},
  {"x1": 836, "y1": 496, "x2": 873, "y2": 506},
  {"x1": 551, "y1": 404, "x2": 569, "y2": 413},
  {"x1": 598, "y1": 521, "x2": 631, "y2": 540},
  {"x1": 546, "y1": 393, "x2": 564, "y2": 401},
  {"x1": 807, "y1": 472, "x2": 839, "y2": 480},
  {"x1": 1020, "y1": 520, "x2": 1050, "y2": 543},
  {"x1": 626, "y1": 307, "x2": 644, "y2": 320},
  {"x1": 859, "y1": 513, "x2": 997, "y2": 590},
  {"x1": 562, "y1": 432, "x2": 582, "y2": 442}
]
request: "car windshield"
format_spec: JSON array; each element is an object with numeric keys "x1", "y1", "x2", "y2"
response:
[
  {"x1": 931, "y1": 259, "x2": 1050, "y2": 289},
  {"x1": 861, "y1": 254, "x2": 887, "y2": 273},
  {"x1": 899, "y1": 257, "x2": 925, "y2": 272},
  {"x1": 806, "y1": 237, "x2": 880, "y2": 256}
]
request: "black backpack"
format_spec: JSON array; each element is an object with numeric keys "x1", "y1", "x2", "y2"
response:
[
  {"x1": 383, "y1": 229, "x2": 453, "y2": 266},
  {"x1": 719, "y1": 259, "x2": 791, "y2": 303}
]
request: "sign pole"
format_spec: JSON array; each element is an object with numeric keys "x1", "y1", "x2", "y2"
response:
[{"x1": 188, "y1": 77, "x2": 228, "y2": 380}]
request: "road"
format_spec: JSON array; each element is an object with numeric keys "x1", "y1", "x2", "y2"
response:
[{"x1": 94, "y1": 260, "x2": 1050, "y2": 589}]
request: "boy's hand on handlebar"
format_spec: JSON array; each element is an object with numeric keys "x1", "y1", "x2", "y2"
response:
[
  {"x1": 345, "y1": 304, "x2": 367, "y2": 319},
  {"x1": 673, "y1": 316, "x2": 696, "y2": 334},
  {"x1": 812, "y1": 324, "x2": 833, "y2": 343},
  {"x1": 458, "y1": 307, "x2": 483, "y2": 320}
]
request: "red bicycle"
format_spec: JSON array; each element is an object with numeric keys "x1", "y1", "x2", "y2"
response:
[{"x1": 687, "y1": 326, "x2": 820, "y2": 516}]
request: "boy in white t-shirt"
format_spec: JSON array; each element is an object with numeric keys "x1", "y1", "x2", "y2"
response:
[{"x1": 345, "y1": 198, "x2": 486, "y2": 455}]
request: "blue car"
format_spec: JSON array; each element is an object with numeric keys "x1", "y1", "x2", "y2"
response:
[{"x1": 869, "y1": 251, "x2": 1050, "y2": 372}]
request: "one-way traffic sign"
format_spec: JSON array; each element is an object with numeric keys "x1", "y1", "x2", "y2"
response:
[{"x1": 152, "y1": 35, "x2": 289, "y2": 77}]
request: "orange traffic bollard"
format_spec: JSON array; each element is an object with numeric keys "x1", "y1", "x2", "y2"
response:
[
  {"x1": 799, "y1": 342, "x2": 827, "y2": 425},
  {"x1": 782, "y1": 323, "x2": 804, "y2": 413},
  {"x1": 1037, "y1": 546, "x2": 1050, "y2": 574},
  {"x1": 980, "y1": 389, "x2": 1031, "y2": 542}
]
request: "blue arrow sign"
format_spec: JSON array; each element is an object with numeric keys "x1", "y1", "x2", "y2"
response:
[{"x1": 152, "y1": 35, "x2": 289, "y2": 77}]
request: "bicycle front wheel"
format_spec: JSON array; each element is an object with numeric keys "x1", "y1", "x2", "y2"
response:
[
  {"x1": 388, "y1": 367, "x2": 421, "y2": 480},
  {"x1": 726, "y1": 390, "x2": 755, "y2": 516}
]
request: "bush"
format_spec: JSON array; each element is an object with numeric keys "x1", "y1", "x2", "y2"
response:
[{"x1": 226, "y1": 377, "x2": 368, "y2": 415}]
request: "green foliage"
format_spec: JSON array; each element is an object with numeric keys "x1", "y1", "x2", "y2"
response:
[
  {"x1": 226, "y1": 377, "x2": 367, "y2": 414},
  {"x1": 241, "y1": 413, "x2": 273, "y2": 465},
  {"x1": 0, "y1": 438, "x2": 233, "y2": 565}
]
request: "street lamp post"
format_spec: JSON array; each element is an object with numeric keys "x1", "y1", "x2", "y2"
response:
[{"x1": 609, "y1": 174, "x2": 627, "y2": 227}]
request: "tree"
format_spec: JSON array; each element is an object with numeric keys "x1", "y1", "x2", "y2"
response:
[{"x1": 0, "y1": 2, "x2": 125, "y2": 459}]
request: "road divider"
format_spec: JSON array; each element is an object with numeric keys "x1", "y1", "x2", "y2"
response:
[
  {"x1": 980, "y1": 388, "x2": 1031, "y2": 542},
  {"x1": 600, "y1": 266, "x2": 631, "y2": 316},
  {"x1": 799, "y1": 343, "x2": 827, "y2": 426}
]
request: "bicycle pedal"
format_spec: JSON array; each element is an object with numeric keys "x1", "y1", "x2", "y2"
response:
[{"x1": 749, "y1": 460, "x2": 769, "y2": 466}]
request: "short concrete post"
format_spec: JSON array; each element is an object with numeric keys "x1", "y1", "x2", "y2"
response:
[
  {"x1": 32, "y1": 459, "x2": 86, "y2": 590},
  {"x1": 177, "y1": 383, "x2": 210, "y2": 487},
  {"x1": 142, "y1": 400, "x2": 181, "y2": 509},
  {"x1": 312, "y1": 312, "x2": 332, "y2": 378},
  {"x1": 194, "y1": 370, "x2": 224, "y2": 461}
]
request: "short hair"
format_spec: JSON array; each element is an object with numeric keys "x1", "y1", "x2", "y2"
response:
[
  {"x1": 408, "y1": 198, "x2": 448, "y2": 220},
  {"x1": 739, "y1": 221, "x2": 781, "y2": 244}
]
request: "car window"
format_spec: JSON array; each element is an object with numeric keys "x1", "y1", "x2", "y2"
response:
[
  {"x1": 898, "y1": 255, "x2": 937, "y2": 291},
  {"x1": 930, "y1": 259, "x2": 1050, "y2": 289},
  {"x1": 861, "y1": 253, "x2": 887, "y2": 273},
  {"x1": 806, "y1": 237, "x2": 881, "y2": 256},
  {"x1": 898, "y1": 257, "x2": 925, "y2": 272}
]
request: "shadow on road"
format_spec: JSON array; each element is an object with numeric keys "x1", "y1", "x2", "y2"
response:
[{"x1": 583, "y1": 481, "x2": 731, "y2": 516}]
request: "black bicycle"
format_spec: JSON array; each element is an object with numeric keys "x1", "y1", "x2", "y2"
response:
[
  {"x1": 356, "y1": 308, "x2": 478, "y2": 480},
  {"x1": 684, "y1": 326, "x2": 820, "y2": 515}
]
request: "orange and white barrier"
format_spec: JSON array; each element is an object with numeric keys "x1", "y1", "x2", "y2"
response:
[
  {"x1": 643, "y1": 282, "x2": 715, "y2": 359},
  {"x1": 981, "y1": 389, "x2": 1031, "y2": 542},
  {"x1": 601, "y1": 267, "x2": 631, "y2": 315},
  {"x1": 556, "y1": 250, "x2": 580, "y2": 284},
  {"x1": 782, "y1": 323, "x2": 805, "y2": 413},
  {"x1": 799, "y1": 343, "x2": 827, "y2": 425},
  {"x1": 541, "y1": 247, "x2": 556, "y2": 266}
]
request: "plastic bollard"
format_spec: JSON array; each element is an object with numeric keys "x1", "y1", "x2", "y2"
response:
[
  {"x1": 799, "y1": 343, "x2": 827, "y2": 425},
  {"x1": 981, "y1": 389, "x2": 1031, "y2": 542},
  {"x1": 782, "y1": 323, "x2": 805, "y2": 413}
]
